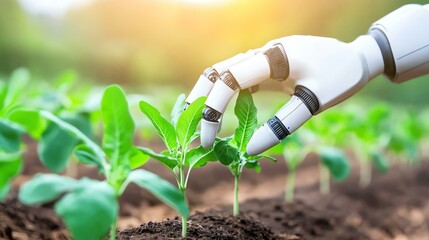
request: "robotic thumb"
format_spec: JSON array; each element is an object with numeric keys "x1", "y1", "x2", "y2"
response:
[{"x1": 247, "y1": 86, "x2": 319, "y2": 155}]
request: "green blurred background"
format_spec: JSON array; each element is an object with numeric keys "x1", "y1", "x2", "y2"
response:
[{"x1": 1, "y1": 0, "x2": 429, "y2": 106}]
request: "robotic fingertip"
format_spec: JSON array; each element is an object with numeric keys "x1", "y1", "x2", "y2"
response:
[
  {"x1": 200, "y1": 119, "x2": 220, "y2": 149},
  {"x1": 246, "y1": 124, "x2": 280, "y2": 156}
]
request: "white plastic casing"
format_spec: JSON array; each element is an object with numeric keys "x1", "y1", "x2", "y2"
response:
[
  {"x1": 200, "y1": 119, "x2": 220, "y2": 149},
  {"x1": 247, "y1": 35, "x2": 385, "y2": 155},
  {"x1": 212, "y1": 50, "x2": 256, "y2": 75},
  {"x1": 275, "y1": 96, "x2": 312, "y2": 133},
  {"x1": 205, "y1": 81, "x2": 238, "y2": 113},
  {"x1": 228, "y1": 53, "x2": 271, "y2": 89},
  {"x1": 349, "y1": 35, "x2": 385, "y2": 80},
  {"x1": 246, "y1": 124, "x2": 279, "y2": 156},
  {"x1": 186, "y1": 75, "x2": 214, "y2": 104},
  {"x1": 247, "y1": 96, "x2": 311, "y2": 155},
  {"x1": 370, "y1": 4, "x2": 429, "y2": 82},
  {"x1": 186, "y1": 50, "x2": 256, "y2": 104},
  {"x1": 273, "y1": 35, "x2": 384, "y2": 112}
]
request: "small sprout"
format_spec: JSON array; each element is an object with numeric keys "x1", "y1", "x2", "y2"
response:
[
  {"x1": 213, "y1": 90, "x2": 276, "y2": 216},
  {"x1": 138, "y1": 94, "x2": 213, "y2": 237}
]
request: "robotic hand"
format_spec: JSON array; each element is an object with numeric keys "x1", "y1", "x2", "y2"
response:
[{"x1": 186, "y1": 4, "x2": 429, "y2": 156}]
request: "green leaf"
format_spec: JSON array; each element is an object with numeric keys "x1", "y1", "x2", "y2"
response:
[
  {"x1": 3, "y1": 68, "x2": 30, "y2": 109},
  {"x1": 185, "y1": 145, "x2": 216, "y2": 168},
  {"x1": 0, "y1": 119, "x2": 24, "y2": 153},
  {"x1": 244, "y1": 161, "x2": 261, "y2": 173},
  {"x1": 38, "y1": 113, "x2": 91, "y2": 173},
  {"x1": 123, "y1": 169, "x2": 189, "y2": 218},
  {"x1": 40, "y1": 111, "x2": 107, "y2": 172},
  {"x1": 137, "y1": 146, "x2": 177, "y2": 170},
  {"x1": 139, "y1": 100, "x2": 177, "y2": 150},
  {"x1": 18, "y1": 174, "x2": 78, "y2": 205},
  {"x1": 0, "y1": 158, "x2": 22, "y2": 188},
  {"x1": 74, "y1": 144, "x2": 105, "y2": 171},
  {"x1": 8, "y1": 109, "x2": 46, "y2": 139},
  {"x1": 371, "y1": 150, "x2": 389, "y2": 173},
  {"x1": 54, "y1": 179, "x2": 118, "y2": 240},
  {"x1": 54, "y1": 69, "x2": 77, "y2": 89},
  {"x1": 319, "y1": 147, "x2": 350, "y2": 181},
  {"x1": 214, "y1": 140, "x2": 239, "y2": 166},
  {"x1": 176, "y1": 96, "x2": 206, "y2": 148},
  {"x1": 129, "y1": 146, "x2": 149, "y2": 169},
  {"x1": 0, "y1": 81, "x2": 7, "y2": 111},
  {"x1": 246, "y1": 154, "x2": 277, "y2": 163},
  {"x1": 0, "y1": 151, "x2": 22, "y2": 162},
  {"x1": 234, "y1": 90, "x2": 257, "y2": 152},
  {"x1": 171, "y1": 94, "x2": 185, "y2": 127},
  {"x1": 102, "y1": 85, "x2": 134, "y2": 168}
]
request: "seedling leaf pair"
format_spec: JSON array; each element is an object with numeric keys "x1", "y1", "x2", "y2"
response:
[{"x1": 19, "y1": 174, "x2": 118, "y2": 240}]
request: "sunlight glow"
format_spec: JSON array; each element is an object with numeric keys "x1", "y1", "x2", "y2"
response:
[
  {"x1": 18, "y1": 0, "x2": 93, "y2": 18},
  {"x1": 170, "y1": 0, "x2": 233, "y2": 6}
]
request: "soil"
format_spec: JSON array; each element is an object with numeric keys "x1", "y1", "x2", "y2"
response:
[
  {"x1": 0, "y1": 192, "x2": 68, "y2": 240},
  {"x1": 2, "y1": 139, "x2": 429, "y2": 239},
  {"x1": 116, "y1": 211, "x2": 293, "y2": 240}
]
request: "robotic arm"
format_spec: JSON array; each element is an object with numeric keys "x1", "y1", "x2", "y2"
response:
[{"x1": 187, "y1": 4, "x2": 429, "y2": 155}]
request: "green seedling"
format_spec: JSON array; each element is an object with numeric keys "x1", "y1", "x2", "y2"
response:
[
  {"x1": 213, "y1": 90, "x2": 276, "y2": 216},
  {"x1": 32, "y1": 70, "x2": 96, "y2": 176},
  {"x1": 0, "y1": 69, "x2": 96, "y2": 200},
  {"x1": 388, "y1": 108, "x2": 425, "y2": 164},
  {"x1": 275, "y1": 134, "x2": 311, "y2": 203},
  {"x1": 302, "y1": 109, "x2": 351, "y2": 194},
  {"x1": 138, "y1": 94, "x2": 214, "y2": 237},
  {"x1": 19, "y1": 85, "x2": 188, "y2": 240},
  {"x1": 349, "y1": 104, "x2": 392, "y2": 187},
  {"x1": 0, "y1": 68, "x2": 47, "y2": 200}
]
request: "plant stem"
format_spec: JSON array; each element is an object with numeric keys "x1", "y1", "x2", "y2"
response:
[
  {"x1": 359, "y1": 156, "x2": 372, "y2": 187},
  {"x1": 319, "y1": 165, "x2": 330, "y2": 195},
  {"x1": 233, "y1": 174, "x2": 240, "y2": 217},
  {"x1": 285, "y1": 170, "x2": 296, "y2": 203},
  {"x1": 178, "y1": 161, "x2": 188, "y2": 237},
  {"x1": 181, "y1": 216, "x2": 187, "y2": 238},
  {"x1": 110, "y1": 220, "x2": 117, "y2": 240}
]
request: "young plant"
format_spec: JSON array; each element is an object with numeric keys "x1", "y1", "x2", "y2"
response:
[
  {"x1": 18, "y1": 85, "x2": 188, "y2": 240},
  {"x1": 349, "y1": 104, "x2": 392, "y2": 186},
  {"x1": 0, "y1": 68, "x2": 47, "y2": 200},
  {"x1": 138, "y1": 94, "x2": 215, "y2": 237},
  {"x1": 0, "y1": 69, "x2": 95, "y2": 201},
  {"x1": 278, "y1": 134, "x2": 311, "y2": 203},
  {"x1": 213, "y1": 90, "x2": 276, "y2": 216},
  {"x1": 302, "y1": 109, "x2": 351, "y2": 194},
  {"x1": 388, "y1": 108, "x2": 426, "y2": 164}
]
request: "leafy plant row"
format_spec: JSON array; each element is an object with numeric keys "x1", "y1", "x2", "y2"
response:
[
  {"x1": 1, "y1": 68, "x2": 428, "y2": 239},
  {"x1": 270, "y1": 101, "x2": 429, "y2": 202}
]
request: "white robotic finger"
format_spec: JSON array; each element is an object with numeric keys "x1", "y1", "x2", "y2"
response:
[
  {"x1": 186, "y1": 68, "x2": 217, "y2": 105},
  {"x1": 186, "y1": 50, "x2": 258, "y2": 107},
  {"x1": 201, "y1": 44, "x2": 290, "y2": 148},
  {"x1": 201, "y1": 74, "x2": 238, "y2": 148},
  {"x1": 201, "y1": 119, "x2": 221, "y2": 148},
  {"x1": 247, "y1": 87, "x2": 317, "y2": 155}
]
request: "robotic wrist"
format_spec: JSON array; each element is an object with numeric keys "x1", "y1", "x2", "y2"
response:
[{"x1": 369, "y1": 4, "x2": 429, "y2": 83}]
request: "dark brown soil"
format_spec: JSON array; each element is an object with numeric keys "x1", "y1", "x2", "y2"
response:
[
  {"x1": 0, "y1": 192, "x2": 68, "y2": 240},
  {"x1": 116, "y1": 210, "x2": 295, "y2": 240},
  {"x1": 3, "y1": 139, "x2": 429, "y2": 240}
]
